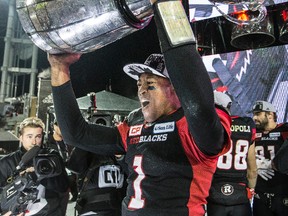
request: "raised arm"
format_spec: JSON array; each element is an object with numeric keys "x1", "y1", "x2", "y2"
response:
[
  {"x1": 152, "y1": 0, "x2": 230, "y2": 155},
  {"x1": 48, "y1": 54, "x2": 124, "y2": 155}
]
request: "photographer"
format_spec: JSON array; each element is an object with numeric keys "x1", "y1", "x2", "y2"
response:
[{"x1": 0, "y1": 117, "x2": 70, "y2": 216}]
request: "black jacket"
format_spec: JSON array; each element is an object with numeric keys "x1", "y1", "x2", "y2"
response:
[
  {"x1": 0, "y1": 146, "x2": 69, "y2": 215},
  {"x1": 67, "y1": 147, "x2": 126, "y2": 215}
]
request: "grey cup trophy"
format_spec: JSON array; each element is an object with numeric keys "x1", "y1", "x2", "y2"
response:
[{"x1": 16, "y1": 0, "x2": 153, "y2": 54}]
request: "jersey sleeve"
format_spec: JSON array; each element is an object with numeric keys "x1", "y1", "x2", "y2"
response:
[
  {"x1": 52, "y1": 81, "x2": 125, "y2": 155},
  {"x1": 153, "y1": 6, "x2": 231, "y2": 156}
]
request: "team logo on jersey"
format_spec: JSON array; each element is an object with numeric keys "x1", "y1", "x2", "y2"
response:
[
  {"x1": 261, "y1": 137, "x2": 277, "y2": 141},
  {"x1": 221, "y1": 184, "x2": 234, "y2": 196},
  {"x1": 269, "y1": 132, "x2": 280, "y2": 138},
  {"x1": 139, "y1": 134, "x2": 168, "y2": 143},
  {"x1": 153, "y1": 122, "x2": 175, "y2": 134},
  {"x1": 256, "y1": 133, "x2": 262, "y2": 138},
  {"x1": 129, "y1": 125, "x2": 143, "y2": 136}
]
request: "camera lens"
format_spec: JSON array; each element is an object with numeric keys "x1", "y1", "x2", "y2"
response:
[
  {"x1": 34, "y1": 154, "x2": 62, "y2": 178},
  {"x1": 37, "y1": 159, "x2": 53, "y2": 175}
]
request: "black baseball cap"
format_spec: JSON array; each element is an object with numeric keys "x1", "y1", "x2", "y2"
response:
[{"x1": 123, "y1": 54, "x2": 169, "y2": 80}]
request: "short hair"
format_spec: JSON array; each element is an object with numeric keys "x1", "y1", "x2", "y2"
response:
[
  {"x1": 19, "y1": 117, "x2": 45, "y2": 135},
  {"x1": 272, "y1": 112, "x2": 278, "y2": 122},
  {"x1": 264, "y1": 111, "x2": 278, "y2": 123}
]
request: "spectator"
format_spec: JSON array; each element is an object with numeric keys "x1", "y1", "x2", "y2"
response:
[
  {"x1": 252, "y1": 100, "x2": 288, "y2": 215},
  {"x1": 48, "y1": 1, "x2": 232, "y2": 215},
  {"x1": 207, "y1": 91, "x2": 257, "y2": 216}
]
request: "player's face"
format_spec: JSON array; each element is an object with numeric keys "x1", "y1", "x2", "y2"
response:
[
  {"x1": 253, "y1": 111, "x2": 269, "y2": 130},
  {"x1": 137, "y1": 73, "x2": 180, "y2": 123},
  {"x1": 19, "y1": 127, "x2": 43, "y2": 151}
]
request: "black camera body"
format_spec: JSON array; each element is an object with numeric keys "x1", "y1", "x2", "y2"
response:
[
  {"x1": 0, "y1": 150, "x2": 63, "y2": 215},
  {"x1": 0, "y1": 174, "x2": 38, "y2": 214}
]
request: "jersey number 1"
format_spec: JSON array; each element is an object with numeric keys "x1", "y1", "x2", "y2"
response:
[{"x1": 128, "y1": 155, "x2": 145, "y2": 209}]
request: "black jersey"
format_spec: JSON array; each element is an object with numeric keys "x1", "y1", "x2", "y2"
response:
[
  {"x1": 117, "y1": 108, "x2": 231, "y2": 216},
  {"x1": 255, "y1": 123, "x2": 288, "y2": 194},
  {"x1": 208, "y1": 116, "x2": 256, "y2": 205}
]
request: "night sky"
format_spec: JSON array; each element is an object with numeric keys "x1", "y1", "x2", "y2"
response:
[
  {"x1": 0, "y1": 0, "x2": 161, "y2": 101},
  {"x1": 37, "y1": 19, "x2": 161, "y2": 100}
]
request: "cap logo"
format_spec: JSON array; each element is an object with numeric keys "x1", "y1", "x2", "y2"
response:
[
  {"x1": 128, "y1": 65, "x2": 147, "y2": 74},
  {"x1": 123, "y1": 54, "x2": 169, "y2": 80},
  {"x1": 252, "y1": 101, "x2": 276, "y2": 112},
  {"x1": 253, "y1": 103, "x2": 263, "y2": 111},
  {"x1": 144, "y1": 54, "x2": 165, "y2": 73}
]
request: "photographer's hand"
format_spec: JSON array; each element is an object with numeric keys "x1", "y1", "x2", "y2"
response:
[
  {"x1": 19, "y1": 167, "x2": 35, "y2": 176},
  {"x1": 53, "y1": 124, "x2": 63, "y2": 142}
]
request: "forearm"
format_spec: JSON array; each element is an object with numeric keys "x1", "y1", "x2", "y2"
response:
[
  {"x1": 52, "y1": 82, "x2": 123, "y2": 154},
  {"x1": 247, "y1": 144, "x2": 257, "y2": 188},
  {"x1": 247, "y1": 170, "x2": 257, "y2": 189},
  {"x1": 50, "y1": 63, "x2": 70, "y2": 86}
]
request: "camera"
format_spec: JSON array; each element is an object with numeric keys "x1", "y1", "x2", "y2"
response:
[
  {"x1": 0, "y1": 173, "x2": 38, "y2": 214},
  {"x1": 0, "y1": 150, "x2": 63, "y2": 214},
  {"x1": 34, "y1": 153, "x2": 62, "y2": 179}
]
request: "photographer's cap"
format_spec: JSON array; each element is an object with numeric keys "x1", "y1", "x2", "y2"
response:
[
  {"x1": 214, "y1": 91, "x2": 232, "y2": 109},
  {"x1": 252, "y1": 100, "x2": 276, "y2": 113},
  {"x1": 123, "y1": 54, "x2": 169, "y2": 80}
]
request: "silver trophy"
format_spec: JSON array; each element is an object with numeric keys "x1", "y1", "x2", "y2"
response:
[{"x1": 16, "y1": 0, "x2": 153, "y2": 54}]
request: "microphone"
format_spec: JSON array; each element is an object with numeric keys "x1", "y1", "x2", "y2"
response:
[{"x1": 16, "y1": 146, "x2": 41, "y2": 171}]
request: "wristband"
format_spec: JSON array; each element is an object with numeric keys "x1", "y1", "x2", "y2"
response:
[
  {"x1": 247, "y1": 187, "x2": 255, "y2": 199},
  {"x1": 154, "y1": 0, "x2": 195, "y2": 47}
]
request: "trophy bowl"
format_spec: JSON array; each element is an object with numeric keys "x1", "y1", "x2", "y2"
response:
[{"x1": 16, "y1": 0, "x2": 153, "y2": 54}]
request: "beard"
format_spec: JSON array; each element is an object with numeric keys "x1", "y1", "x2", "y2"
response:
[{"x1": 255, "y1": 117, "x2": 269, "y2": 131}]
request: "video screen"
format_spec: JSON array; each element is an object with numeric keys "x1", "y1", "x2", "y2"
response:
[{"x1": 202, "y1": 45, "x2": 288, "y2": 122}]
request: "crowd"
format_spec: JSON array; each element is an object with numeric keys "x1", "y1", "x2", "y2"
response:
[{"x1": 1, "y1": 0, "x2": 288, "y2": 216}]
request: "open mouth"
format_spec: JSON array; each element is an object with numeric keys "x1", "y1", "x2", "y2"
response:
[{"x1": 142, "y1": 101, "x2": 149, "y2": 108}]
